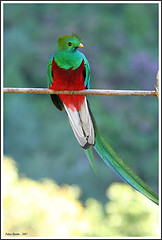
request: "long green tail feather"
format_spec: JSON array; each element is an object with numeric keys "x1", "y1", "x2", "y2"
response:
[
  {"x1": 85, "y1": 147, "x2": 97, "y2": 175},
  {"x1": 94, "y1": 125, "x2": 159, "y2": 205},
  {"x1": 87, "y1": 106, "x2": 159, "y2": 205}
]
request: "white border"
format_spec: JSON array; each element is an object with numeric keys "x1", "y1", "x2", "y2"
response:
[{"x1": 1, "y1": 1, "x2": 161, "y2": 239}]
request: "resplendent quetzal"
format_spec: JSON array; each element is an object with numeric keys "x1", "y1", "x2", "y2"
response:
[{"x1": 47, "y1": 34, "x2": 158, "y2": 205}]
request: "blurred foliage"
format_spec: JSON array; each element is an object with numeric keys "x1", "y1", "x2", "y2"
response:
[
  {"x1": 3, "y1": 2, "x2": 159, "y2": 235},
  {"x1": 3, "y1": 156, "x2": 159, "y2": 237}
]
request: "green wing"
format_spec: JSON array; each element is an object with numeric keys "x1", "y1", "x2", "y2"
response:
[
  {"x1": 47, "y1": 54, "x2": 55, "y2": 88},
  {"x1": 79, "y1": 53, "x2": 90, "y2": 89},
  {"x1": 47, "y1": 54, "x2": 64, "y2": 111}
]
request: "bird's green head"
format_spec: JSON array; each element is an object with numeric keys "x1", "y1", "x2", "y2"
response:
[{"x1": 57, "y1": 34, "x2": 83, "y2": 51}]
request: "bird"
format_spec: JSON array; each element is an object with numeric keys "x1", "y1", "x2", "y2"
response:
[{"x1": 47, "y1": 34, "x2": 158, "y2": 205}]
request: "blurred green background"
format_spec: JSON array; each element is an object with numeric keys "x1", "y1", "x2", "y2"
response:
[
  {"x1": 3, "y1": 2, "x2": 159, "y2": 237},
  {"x1": 3, "y1": 156, "x2": 159, "y2": 237}
]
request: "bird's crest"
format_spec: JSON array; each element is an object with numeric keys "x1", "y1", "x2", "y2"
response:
[{"x1": 57, "y1": 34, "x2": 81, "y2": 51}]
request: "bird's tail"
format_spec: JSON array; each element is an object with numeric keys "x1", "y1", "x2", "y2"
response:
[{"x1": 87, "y1": 107, "x2": 159, "y2": 205}]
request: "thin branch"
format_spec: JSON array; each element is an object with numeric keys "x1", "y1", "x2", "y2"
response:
[
  {"x1": 3, "y1": 87, "x2": 156, "y2": 96},
  {"x1": 154, "y1": 71, "x2": 159, "y2": 98}
]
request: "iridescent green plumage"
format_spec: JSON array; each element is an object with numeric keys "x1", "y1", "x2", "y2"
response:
[
  {"x1": 47, "y1": 34, "x2": 159, "y2": 205},
  {"x1": 57, "y1": 34, "x2": 81, "y2": 51},
  {"x1": 88, "y1": 107, "x2": 159, "y2": 205}
]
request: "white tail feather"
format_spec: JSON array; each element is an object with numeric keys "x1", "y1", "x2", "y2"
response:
[{"x1": 64, "y1": 98, "x2": 95, "y2": 149}]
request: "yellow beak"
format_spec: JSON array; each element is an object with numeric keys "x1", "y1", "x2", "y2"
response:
[{"x1": 79, "y1": 43, "x2": 84, "y2": 47}]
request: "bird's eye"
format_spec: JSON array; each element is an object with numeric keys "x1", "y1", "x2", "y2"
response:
[{"x1": 68, "y1": 42, "x2": 72, "y2": 46}]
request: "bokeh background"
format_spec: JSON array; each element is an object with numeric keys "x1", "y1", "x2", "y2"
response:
[{"x1": 3, "y1": 2, "x2": 159, "y2": 237}]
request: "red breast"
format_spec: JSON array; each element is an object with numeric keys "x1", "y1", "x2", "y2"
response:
[{"x1": 49, "y1": 57, "x2": 86, "y2": 112}]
